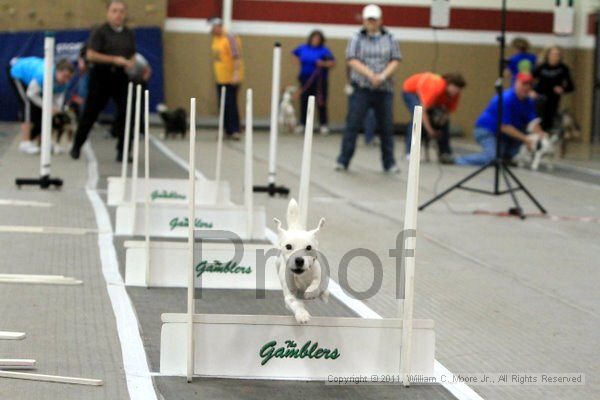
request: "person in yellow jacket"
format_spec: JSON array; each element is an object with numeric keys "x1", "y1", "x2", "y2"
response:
[{"x1": 209, "y1": 17, "x2": 244, "y2": 140}]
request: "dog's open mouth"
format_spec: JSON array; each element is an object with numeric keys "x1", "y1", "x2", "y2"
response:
[{"x1": 291, "y1": 268, "x2": 305, "y2": 275}]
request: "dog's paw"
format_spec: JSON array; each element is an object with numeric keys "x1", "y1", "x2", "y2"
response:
[
  {"x1": 294, "y1": 309, "x2": 311, "y2": 324},
  {"x1": 304, "y1": 287, "x2": 319, "y2": 300},
  {"x1": 320, "y1": 289, "x2": 330, "y2": 304}
]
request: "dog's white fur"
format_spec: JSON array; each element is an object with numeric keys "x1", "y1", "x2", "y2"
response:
[
  {"x1": 514, "y1": 132, "x2": 559, "y2": 171},
  {"x1": 274, "y1": 199, "x2": 329, "y2": 324},
  {"x1": 278, "y1": 86, "x2": 298, "y2": 133}
]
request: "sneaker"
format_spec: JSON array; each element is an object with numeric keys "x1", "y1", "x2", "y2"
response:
[
  {"x1": 294, "y1": 125, "x2": 305, "y2": 135},
  {"x1": 52, "y1": 143, "x2": 64, "y2": 154},
  {"x1": 385, "y1": 164, "x2": 401, "y2": 174},
  {"x1": 319, "y1": 125, "x2": 330, "y2": 135},
  {"x1": 230, "y1": 132, "x2": 241, "y2": 141},
  {"x1": 335, "y1": 162, "x2": 347, "y2": 172},
  {"x1": 18, "y1": 141, "x2": 40, "y2": 155},
  {"x1": 438, "y1": 153, "x2": 455, "y2": 165}
]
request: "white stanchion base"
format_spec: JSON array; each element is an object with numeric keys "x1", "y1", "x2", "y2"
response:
[
  {"x1": 106, "y1": 177, "x2": 230, "y2": 206},
  {"x1": 160, "y1": 313, "x2": 435, "y2": 379},
  {"x1": 124, "y1": 240, "x2": 281, "y2": 289},
  {"x1": 114, "y1": 203, "x2": 266, "y2": 239}
]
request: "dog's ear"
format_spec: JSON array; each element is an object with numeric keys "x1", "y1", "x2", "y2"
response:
[
  {"x1": 273, "y1": 218, "x2": 286, "y2": 238},
  {"x1": 309, "y1": 217, "x2": 325, "y2": 236}
]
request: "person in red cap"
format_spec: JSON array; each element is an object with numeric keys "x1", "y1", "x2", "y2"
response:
[
  {"x1": 402, "y1": 72, "x2": 466, "y2": 163},
  {"x1": 455, "y1": 72, "x2": 548, "y2": 166}
]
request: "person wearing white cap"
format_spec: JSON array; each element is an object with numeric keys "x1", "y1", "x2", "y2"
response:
[{"x1": 336, "y1": 4, "x2": 402, "y2": 173}]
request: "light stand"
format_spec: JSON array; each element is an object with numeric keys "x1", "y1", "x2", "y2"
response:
[{"x1": 419, "y1": 0, "x2": 546, "y2": 219}]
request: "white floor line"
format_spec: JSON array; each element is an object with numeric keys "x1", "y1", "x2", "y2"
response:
[
  {"x1": 0, "y1": 225, "x2": 96, "y2": 235},
  {"x1": 154, "y1": 136, "x2": 484, "y2": 400},
  {"x1": 0, "y1": 199, "x2": 53, "y2": 207},
  {"x1": 149, "y1": 134, "x2": 205, "y2": 179},
  {"x1": 83, "y1": 143, "x2": 158, "y2": 400}
]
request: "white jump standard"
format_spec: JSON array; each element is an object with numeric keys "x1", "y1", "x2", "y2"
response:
[
  {"x1": 15, "y1": 33, "x2": 63, "y2": 189},
  {"x1": 160, "y1": 104, "x2": 435, "y2": 383},
  {"x1": 253, "y1": 42, "x2": 290, "y2": 197}
]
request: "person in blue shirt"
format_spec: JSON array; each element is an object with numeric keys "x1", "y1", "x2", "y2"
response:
[
  {"x1": 455, "y1": 73, "x2": 548, "y2": 166},
  {"x1": 9, "y1": 57, "x2": 74, "y2": 154},
  {"x1": 292, "y1": 30, "x2": 335, "y2": 135},
  {"x1": 507, "y1": 37, "x2": 536, "y2": 84}
]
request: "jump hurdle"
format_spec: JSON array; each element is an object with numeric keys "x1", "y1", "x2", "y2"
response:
[
  {"x1": 114, "y1": 88, "x2": 261, "y2": 238},
  {"x1": 159, "y1": 104, "x2": 435, "y2": 382},
  {"x1": 122, "y1": 90, "x2": 276, "y2": 288},
  {"x1": 107, "y1": 84, "x2": 230, "y2": 207}
]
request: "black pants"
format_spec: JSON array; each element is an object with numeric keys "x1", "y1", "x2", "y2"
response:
[
  {"x1": 73, "y1": 66, "x2": 129, "y2": 154},
  {"x1": 299, "y1": 76, "x2": 328, "y2": 126},
  {"x1": 536, "y1": 94, "x2": 561, "y2": 131},
  {"x1": 216, "y1": 84, "x2": 240, "y2": 135},
  {"x1": 112, "y1": 81, "x2": 147, "y2": 139}
]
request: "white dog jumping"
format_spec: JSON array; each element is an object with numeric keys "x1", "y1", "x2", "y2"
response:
[{"x1": 274, "y1": 199, "x2": 329, "y2": 324}]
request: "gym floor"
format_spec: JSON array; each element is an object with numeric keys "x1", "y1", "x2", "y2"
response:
[{"x1": 0, "y1": 122, "x2": 598, "y2": 400}]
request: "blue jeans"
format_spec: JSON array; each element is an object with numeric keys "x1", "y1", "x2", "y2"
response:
[
  {"x1": 402, "y1": 92, "x2": 452, "y2": 155},
  {"x1": 364, "y1": 108, "x2": 376, "y2": 144},
  {"x1": 455, "y1": 128, "x2": 522, "y2": 166},
  {"x1": 338, "y1": 87, "x2": 396, "y2": 170}
]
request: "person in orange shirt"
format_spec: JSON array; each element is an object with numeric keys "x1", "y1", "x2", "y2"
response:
[
  {"x1": 402, "y1": 72, "x2": 466, "y2": 163},
  {"x1": 209, "y1": 17, "x2": 244, "y2": 140}
]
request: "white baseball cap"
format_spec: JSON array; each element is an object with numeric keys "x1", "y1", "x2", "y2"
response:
[{"x1": 362, "y1": 4, "x2": 382, "y2": 20}]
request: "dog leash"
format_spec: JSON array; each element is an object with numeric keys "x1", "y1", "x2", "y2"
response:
[
  {"x1": 297, "y1": 67, "x2": 326, "y2": 107},
  {"x1": 472, "y1": 210, "x2": 600, "y2": 223}
]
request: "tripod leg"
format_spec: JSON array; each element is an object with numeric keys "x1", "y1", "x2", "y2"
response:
[
  {"x1": 419, "y1": 163, "x2": 491, "y2": 211},
  {"x1": 500, "y1": 165, "x2": 524, "y2": 219},
  {"x1": 504, "y1": 165, "x2": 547, "y2": 214}
]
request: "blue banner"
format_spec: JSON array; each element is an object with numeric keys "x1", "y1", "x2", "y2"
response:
[{"x1": 0, "y1": 26, "x2": 164, "y2": 121}]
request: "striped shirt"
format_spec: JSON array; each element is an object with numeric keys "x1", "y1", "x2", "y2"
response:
[{"x1": 346, "y1": 28, "x2": 402, "y2": 92}]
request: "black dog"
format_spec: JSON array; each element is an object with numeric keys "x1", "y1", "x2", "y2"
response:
[
  {"x1": 157, "y1": 103, "x2": 187, "y2": 139},
  {"x1": 423, "y1": 107, "x2": 449, "y2": 162},
  {"x1": 52, "y1": 111, "x2": 73, "y2": 144}
]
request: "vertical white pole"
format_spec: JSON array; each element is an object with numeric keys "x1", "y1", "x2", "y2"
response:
[
  {"x1": 120, "y1": 82, "x2": 133, "y2": 180},
  {"x1": 144, "y1": 90, "x2": 151, "y2": 286},
  {"x1": 298, "y1": 96, "x2": 315, "y2": 230},
  {"x1": 400, "y1": 106, "x2": 423, "y2": 387},
  {"x1": 186, "y1": 98, "x2": 197, "y2": 382},
  {"x1": 39, "y1": 34, "x2": 54, "y2": 178},
  {"x1": 214, "y1": 86, "x2": 226, "y2": 203},
  {"x1": 267, "y1": 43, "x2": 281, "y2": 185},
  {"x1": 129, "y1": 85, "x2": 142, "y2": 234},
  {"x1": 222, "y1": 0, "x2": 233, "y2": 31},
  {"x1": 244, "y1": 89, "x2": 253, "y2": 239}
]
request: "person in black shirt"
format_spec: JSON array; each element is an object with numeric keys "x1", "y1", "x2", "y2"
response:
[
  {"x1": 532, "y1": 46, "x2": 574, "y2": 131},
  {"x1": 70, "y1": 0, "x2": 136, "y2": 161}
]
